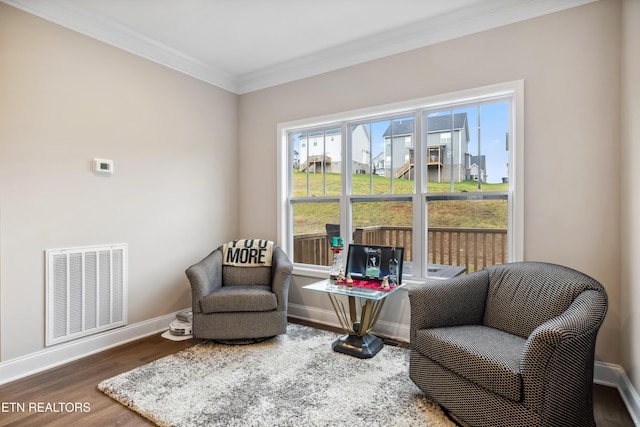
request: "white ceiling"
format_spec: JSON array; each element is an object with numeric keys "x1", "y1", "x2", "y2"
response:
[{"x1": 3, "y1": 0, "x2": 596, "y2": 94}]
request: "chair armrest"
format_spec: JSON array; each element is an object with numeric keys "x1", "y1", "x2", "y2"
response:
[
  {"x1": 408, "y1": 269, "x2": 490, "y2": 337},
  {"x1": 520, "y1": 289, "x2": 608, "y2": 411},
  {"x1": 271, "y1": 246, "x2": 293, "y2": 311},
  {"x1": 185, "y1": 249, "x2": 223, "y2": 314}
]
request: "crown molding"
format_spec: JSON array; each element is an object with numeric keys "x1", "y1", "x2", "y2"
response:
[
  {"x1": 236, "y1": 0, "x2": 597, "y2": 94},
  {"x1": 1, "y1": 0, "x2": 239, "y2": 92},
  {"x1": 2, "y1": 0, "x2": 596, "y2": 95}
]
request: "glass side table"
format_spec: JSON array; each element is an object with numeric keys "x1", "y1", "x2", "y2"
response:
[{"x1": 303, "y1": 280, "x2": 406, "y2": 358}]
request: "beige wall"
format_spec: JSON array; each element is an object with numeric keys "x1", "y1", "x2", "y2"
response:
[
  {"x1": 621, "y1": 0, "x2": 640, "y2": 395},
  {"x1": 239, "y1": 0, "x2": 623, "y2": 365},
  {"x1": 0, "y1": 4, "x2": 239, "y2": 361}
]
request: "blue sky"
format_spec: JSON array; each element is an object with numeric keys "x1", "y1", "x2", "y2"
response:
[{"x1": 456, "y1": 102, "x2": 510, "y2": 183}]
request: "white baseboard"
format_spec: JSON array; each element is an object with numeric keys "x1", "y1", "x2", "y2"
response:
[
  {"x1": 0, "y1": 310, "x2": 183, "y2": 385},
  {"x1": 594, "y1": 361, "x2": 640, "y2": 425},
  {"x1": 290, "y1": 303, "x2": 640, "y2": 425}
]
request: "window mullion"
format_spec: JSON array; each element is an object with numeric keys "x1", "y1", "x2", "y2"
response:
[
  {"x1": 368, "y1": 122, "x2": 373, "y2": 195},
  {"x1": 389, "y1": 121, "x2": 394, "y2": 194},
  {"x1": 413, "y1": 111, "x2": 424, "y2": 278},
  {"x1": 305, "y1": 132, "x2": 310, "y2": 196},
  {"x1": 323, "y1": 130, "x2": 327, "y2": 196},
  {"x1": 341, "y1": 122, "x2": 351, "y2": 244}
]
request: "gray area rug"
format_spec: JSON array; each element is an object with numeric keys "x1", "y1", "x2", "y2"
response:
[{"x1": 98, "y1": 324, "x2": 454, "y2": 427}]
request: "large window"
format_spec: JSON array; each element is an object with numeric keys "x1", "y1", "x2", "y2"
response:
[{"x1": 278, "y1": 82, "x2": 523, "y2": 279}]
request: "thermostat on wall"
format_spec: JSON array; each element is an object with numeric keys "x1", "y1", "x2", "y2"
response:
[{"x1": 93, "y1": 158, "x2": 113, "y2": 175}]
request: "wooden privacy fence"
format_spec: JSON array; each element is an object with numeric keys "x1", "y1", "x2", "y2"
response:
[{"x1": 293, "y1": 226, "x2": 507, "y2": 273}]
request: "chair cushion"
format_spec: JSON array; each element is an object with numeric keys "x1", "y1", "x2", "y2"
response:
[
  {"x1": 413, "y1": 325, "x2": 525, "y2": 402},
  {"x1": 222, "y1": 265, "x2": 272, "y2": 286},
  {"x1": 200, "y1": 285, "x2": 277, "y2": 313}
]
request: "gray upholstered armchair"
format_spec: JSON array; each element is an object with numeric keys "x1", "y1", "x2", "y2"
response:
[
  {"x1": 409, "y1": 262, "x2": 607, "y2": 427},
  {"x1": 185, "y1": 241, "x2": 292, "y2": 341}
]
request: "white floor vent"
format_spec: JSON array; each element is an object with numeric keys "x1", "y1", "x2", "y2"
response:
[{"x1": 46, "y1": 244, "x2": 128, "y2": 346}]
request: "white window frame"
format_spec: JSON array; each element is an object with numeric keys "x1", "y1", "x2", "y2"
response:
[{"x1": 277, "y1": 81, "x2": 524, "y2": 279}]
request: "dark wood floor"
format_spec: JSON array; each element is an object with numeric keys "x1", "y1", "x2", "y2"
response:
[{"x1": 0, "y1": 320, "x2": 635, "y2": 426}]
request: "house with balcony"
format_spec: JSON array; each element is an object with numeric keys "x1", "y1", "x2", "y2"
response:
[
  {"x1": 297, "y1": 125, "x2": 371, "y2": 174},
  {"x1": 382, "y1": 113, "x2": 470, "y2": 182}
]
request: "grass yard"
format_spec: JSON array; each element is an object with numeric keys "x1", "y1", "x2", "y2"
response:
[{"x1": 293, "y1": 171, "x2": 508, "y2": 235}]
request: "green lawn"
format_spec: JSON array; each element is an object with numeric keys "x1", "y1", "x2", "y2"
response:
[{"x1": 293, "y1": 171, "x2": 508, "y2": 235}]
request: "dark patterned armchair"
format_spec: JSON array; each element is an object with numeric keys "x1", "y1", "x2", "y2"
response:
[
  {"x1": 409, "y1": 262, "x2": 608, "y2": 427},
  {"x1": 186, "y1": 240, "x2": 292, "y2": 341}
]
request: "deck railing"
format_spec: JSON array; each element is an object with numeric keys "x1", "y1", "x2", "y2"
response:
[
  {"x1": 427, "y1": 227, "x2": 507, "y2": 272},
  {"x1": 293, "y1": 225, "x2": 507, "y2": 273},
  {"x1": 293, "y1": 232, "x2": 330, "y2": 266},
  {"x1": 353, "y1": 226, "x2": 413, "y2": 261}
]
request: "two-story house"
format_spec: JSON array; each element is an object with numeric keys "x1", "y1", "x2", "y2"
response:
[
  {"x1": 382, "y1": 113, "x2": 470, "y2": 183},
  {"x1": 297, "y1": 125, "x2": 371, "y2": 174}
]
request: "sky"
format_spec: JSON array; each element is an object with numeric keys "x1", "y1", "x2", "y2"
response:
[{"x1": 454, "y1": 102, "x2": 510, "y2": 183}]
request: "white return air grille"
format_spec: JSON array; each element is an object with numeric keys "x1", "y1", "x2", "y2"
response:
[{"x1": 46, "y1": 244, "x2": 128, "y2": 346}]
